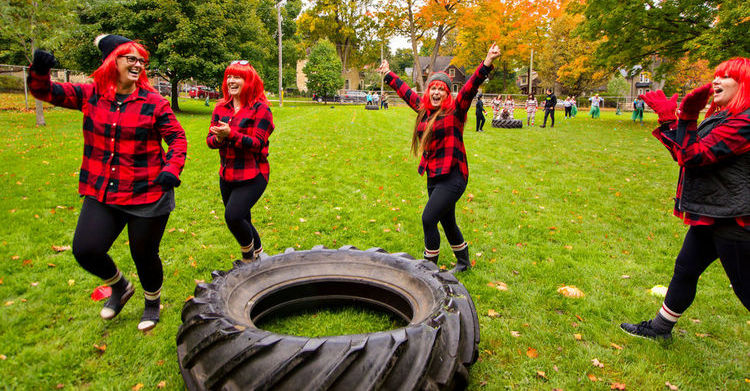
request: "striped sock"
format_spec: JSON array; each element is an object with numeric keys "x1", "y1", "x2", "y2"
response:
[
  {"x1": 423, "y1": 248, "x2": 439, "y2": 263},
  {"x1": 138, "y1": 288, "x2": 161, "y2": 332},
  {"x1": 103, "y1": 269, "x2": 123, "y2": 287},
  {"x1": 653, "y1": 303, "x2": 680, "y2": 332},
  {"x1": 450, "y1": 242, "x2": 468, "y2": 252},
  {"x1": 241, "y1": 241, "x2": 254, "y2": 262},
  {"x1": 253, "y1": 245, "x2": 263, "y2": 260}
]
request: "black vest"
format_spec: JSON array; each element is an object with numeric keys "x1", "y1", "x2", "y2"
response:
[{"x1": 680, "y1": 109, "x2": 750, "y2": 217}]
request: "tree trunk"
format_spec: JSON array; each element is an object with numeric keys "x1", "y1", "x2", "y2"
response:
[
  {"x1": 35, "y1": 99, "x2": 46, "y2": 126},
  {"x1": 407, "y1": 1, "x2": 424, "y2": 92},
  {"x1": 427, "y1": 25, "x2": 448, "y2": 75},
  {"x1": 170, "y1": 76, "x2": 180, "y2": 111},
  {"x1": 30, "y1": 7, "x2": 46, "y2": 127}
]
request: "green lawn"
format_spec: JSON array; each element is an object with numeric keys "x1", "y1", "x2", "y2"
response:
[{"x1": 0, "y1": 99, "x2": 747, "y2": 390}]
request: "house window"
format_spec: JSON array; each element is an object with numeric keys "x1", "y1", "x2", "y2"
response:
[
  {"x1": 640, "y1": 72, "x2": 650, "y2": 83},
  {"x1": 453, "y1": 84, "x2": 458, "y2": 93},
  {"x1": 449, "y1": 68, "x2": 455, "y2": 77},
  {"x1": 345, "y1": 80, "x2": 350, "y2": 90},
  {"x1": 637, "y1": 88, "x2": 643, "y2": 96},
  {"x1": 521, "y1": 76, "x2": 528, "y2": 85}
]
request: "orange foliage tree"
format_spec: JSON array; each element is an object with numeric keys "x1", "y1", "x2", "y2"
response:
[{"x1": 662, "y1": 57, "x2": 714, "y2": 95}]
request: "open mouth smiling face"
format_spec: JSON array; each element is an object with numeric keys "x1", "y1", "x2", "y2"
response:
[
  {"x1": 712, "y1": 74, "x2": 739, "y2": 107},
  {"x1": 429, "y1": 84, "x2": 447, "y2": 107},
  {"x1": 227, "y1": 75, "x2": 244, "y2": 97}
]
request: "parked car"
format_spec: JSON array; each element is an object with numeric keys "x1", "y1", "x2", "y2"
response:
[
  {"x1": 190, "y1": 85, "x2": 221, "y2": 99},
  {"x1": 311, "y1": 92, "x2": 340, "y2": 103},
  {"x1": 341, "y1": 90, "x2": 367, "y2": 103}
]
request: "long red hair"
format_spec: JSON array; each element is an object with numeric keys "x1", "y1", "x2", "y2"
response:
[
  {"x1": 411, "y1": 80, "x2": 454, "y2": 156},
  {"x1": 219, "y1": 62, "x2": 268, "y2": 108},
  {"x1": 706, "y1": 57, "x2": 750, "y2": 117},
  {"x1": 90, "y1": 42, "x2": 155, "y2": 99}
]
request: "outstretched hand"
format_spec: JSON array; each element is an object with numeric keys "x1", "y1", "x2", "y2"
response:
[
  {"x1": 484, "y1": 43, "x2": 500, "y2": 67},
  {"x1": 679, "y1": 83, "x2": 712, "y2": 121},
  {"x1": 376, "y1": 60, "x2": 390, "y2": 77},
  {"x1": 30, "y1": 49, "x2": 57, "y2": 75},
  {"x1": 639, "y1": 90, "x2": 677, "y2": 123}
]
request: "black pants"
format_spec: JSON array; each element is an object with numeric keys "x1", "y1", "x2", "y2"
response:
[
  {"x1": 664, "y1": 225, "x2": 750, "y2": 313},
  {"x1": 220, "y1": 175, "x2": 267, "y2": 249},
  {"x1": 542, "y1": 108, "x2": 555, "y2": 127},
  {"x1": 476, "y1": 114, "x2": 485, "y2": 131},
  {"x1": 423, "y1": 169, "x2": 467, "y2": 250},
  {"x1": 564, "y1": 106, "x2": 572, "y2": 118},
  {"x1": 72, "y1": 197, "x2": 169, "y2": 292}
]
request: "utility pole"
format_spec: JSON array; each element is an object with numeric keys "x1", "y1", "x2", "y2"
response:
[
  {"x1": 380, "y1": 42, "x2": 384, "y2": 95},
  {"x1": 528, "y1": 48, "x2": 534, "y2": 96},
  {"x1": 277, "y1": 0, "x2": 283, "y2": 107}
]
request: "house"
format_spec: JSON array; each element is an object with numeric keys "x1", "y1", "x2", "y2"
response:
[
  {"x1": 516, "y1": 70, "x2": 541, "y2": 95},
  {"x1": 295, "y1": 58, "x2": 364, "y2": 93},
  {"x1": 413, "y1": 56, "x2": 466, "y2": 94},
  {"x1": 620, "y1": 65, "x2": 665, "y2": 103}
]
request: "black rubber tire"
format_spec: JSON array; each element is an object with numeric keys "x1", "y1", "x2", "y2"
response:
[
  {"x1": 491, "y1": 119, "x2": 522, "y2": 128},
  {"x1": 365, "y1": 105, "x2": 380, "y2": 110},
  {"x1": 176, "y1": 246, "x2": 480, "y2": 391}
]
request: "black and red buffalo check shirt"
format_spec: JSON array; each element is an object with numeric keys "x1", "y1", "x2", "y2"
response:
[
  {"x1": 28, "y1": 71, "x2": 187, "y2": 205},
  {"x1": 653, "y1": 111, "x2": 750, "y2": 228},
  {"x1": 385, "y1": 63, "x2": 492, "y2": 182},
  {"x1": 206, "y1": 101, "x2": 274, "y2": 182}
]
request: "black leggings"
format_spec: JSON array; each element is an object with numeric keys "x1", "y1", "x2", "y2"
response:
[
  {"x1": 564, "y1": 106, "x2": 572, "y2": 118},
  {"x1": 543, "y1": 108, "x2": 555, "y2": 127},
  {"x1": 476, "y1": 114, "x2": 485, "y2": 131},
  {"x1": 664, "y1": 225, "x2": 750, "y2": 313},
  {"x1": 72, "y1": 197, "x2": 168, "y2": 292},
  {"x1": 422, "y1": 169, "x2": 467, "y2": 251},
  {"x1": 220, "y1": 175, "x2": 267, "y2": 249}
]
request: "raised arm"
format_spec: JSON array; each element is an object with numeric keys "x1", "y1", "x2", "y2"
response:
[
  {"x1": 27, "y1": 50, "x2": 92, "y2": 110},
  {"x1": 454, "y1": 43, "x2": 499, "y2": 117},
  {"x1": 378, "y1": 60, "x2": 421, "y2": 112}
]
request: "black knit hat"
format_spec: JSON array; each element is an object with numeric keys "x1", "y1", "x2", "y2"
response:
[
  {"x1": 94, "y1": 34, "x2": 133, "y2": 61},
  {"x1": 426, "y1": 72, "x2": 452, "y2": 88}
]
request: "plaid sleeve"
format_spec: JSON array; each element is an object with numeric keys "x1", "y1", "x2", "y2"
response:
[
  {"x1": 658, "y1": 115, "x2": 750, "y2": 167},
  {"x1": 27, "y1": 70, "x2": 92, "y2": 110},
  {"x1": 455, "y1": 63, "x2": 493, "y2": 118},
  {"x1": 154, "y1": 100, "x2": 187, "y2": 178},
  {"x1": 228, "y1": 104, "x2": 274, "y2": 153},
  {"x1": 206, "y1": 111, "x2": 227, "y2": 149},
  {"x1": 651, "y1": 121, "x2": 680, "y2": 161},
  {"x1": 384, "y1": 71, "x2": 421, "y2": 112}
]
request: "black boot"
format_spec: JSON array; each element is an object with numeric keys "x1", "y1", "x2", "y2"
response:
[{"x1": 450, "y1": 244, "x2": 471, "y2": 273}]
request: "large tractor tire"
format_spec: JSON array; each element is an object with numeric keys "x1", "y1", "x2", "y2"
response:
[
  {"x1": 176, "y1": 246, "x2": 480, "y2": 391},
  {"x1": 492, "y1": 119, "x2": 522, "y2": 128},
  {"x1": 365, "y1": 104, "x2": 380, "y2": 110}
]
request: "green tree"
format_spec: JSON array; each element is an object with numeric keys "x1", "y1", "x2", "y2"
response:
[
  {"x1": 63, "y1": 0, "x2": 273, "y2": 111},
  {"x1": 255, "y1": 0, "x2": 303, "y2": 92},
  {"x1": 0, "y1": 0, "x2": 75, "y2": 125},
  {"x1": 576, "y1": 0, "x2": 749, "y2": 72},
  {"x1": 303, "y1": 39, "x2": 343, "y2": 103},
  {"x1": 606, "y1": 73, "x2": 629, "y2": 97}
]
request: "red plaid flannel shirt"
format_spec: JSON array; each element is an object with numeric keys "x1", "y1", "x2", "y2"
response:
[
  {"x1": 652, "y1": 111, "x2": 750, "y2": 228},
  {"x1": 385, "y1": 63, "x2": 493, "y2": 181},
  {"x1": 206, "y1": 101, "x2": 274, "y2": 182},
  {"x1": 28, "y1": 71, "x2": 187, "y2": 205}
]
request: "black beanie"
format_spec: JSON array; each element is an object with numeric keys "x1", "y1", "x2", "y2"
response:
[{"x1": 94, "y1": 34, "x2": 133, "y2": 61}]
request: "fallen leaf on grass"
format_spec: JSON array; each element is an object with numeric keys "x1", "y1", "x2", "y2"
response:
[
  {"x1": 526, "y1": 347, "x2": 538, "y2": 358},
  {"x1": 0, "y1": 278, "x2": 3, "y2": 285},
  {"x1": 536, "y1": 371, "x2": 547, "y2": 379},
  {"x1": 610, "y1": 343, "x2": 623, "y2": 350},
  {"x1": 55, "y1": 384, "x2": 64, "y2": 389},
  {"x1": 132, "y1": 384, "x2": 143, "y2": 391},
  {"x1": 157, "y1": 381, "x2": 166, "y2": 388},
  {"x1": 30, "y1": 282, "x2": 39, "y2": 287},
  {"x1": 510, "y1": 330, "x2": 521, "y2": 337},
  {"x1": 587, "y1": 374, "x2": 598, "y2": 382},
  {"x1": 51, "y1": 245, "x2": 71, "y2": 252},
  {"x1": 557, "y1": 285, "x2": 584, "y2": 298},
  {"x1": 11, "y1": 255, "x2": 19, "y2": 260},
  {"x1": 156, "y1": 360, "x2": 165, "y2": 366},
  {"x1": 695, "y1": 333, "x2": 710, "y2": 338},
  {"x1": 4, "y1": 301, "x2": 13, "y2": 306},
  {"x1": 22, "y1": 259, "x2": 33, "y2": 266},
  {"x1": 93, "y1": 343, "x2": 106, "y2": 352},
  {"x1": 487, "y1": 281, "x2": 508, "y2": 291},
  {"x1": 690, "y1": 318, "x2": 701, "y2": 323},
  {"x1": 665, "y1": 381, "x2": 678, "y2": 390},
  {"x1": 47, "y1": 263, "x2": 56, "y2": 268},
  {"x1": 621, "y1": 275, "x2": 630, "y2": 279},
  {"x1": 611, "y1": 382, "x2": 626, "y2": 390},
  {"x1": 0, "y1": 354, "x2": 6, "y2": 360},
  {"x1": 68, "y1": 279, "x2": 75, "y2": 286},
  {"x1": 591, "y1": 358, "x2": 604, "y2": 368},
  {"x1": 574, "y1": 333, "x2": 582, "y2": 340},
  {"x1": 487, "y1": 309, "x2": 500, "y2": 318}
]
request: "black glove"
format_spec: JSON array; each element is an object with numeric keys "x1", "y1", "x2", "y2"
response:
[
  {"x1": 30, "y1": 49, "x2": 57, "y2": 75},
  {"x1": 154, "y1": 171, "x2": 180, "y2": 191}
]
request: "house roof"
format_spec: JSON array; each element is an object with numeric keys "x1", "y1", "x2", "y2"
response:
[{"x1": 418, "y1": 56, "x2": 465, "y2": 75}]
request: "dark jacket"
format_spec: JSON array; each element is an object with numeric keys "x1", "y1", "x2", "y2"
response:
[
  {"x1": 475, "y1": 98, "x2": 485, "y2": 116},
  {"x1": 544, "y1": 93, "x2": 557, "y2": 110}
]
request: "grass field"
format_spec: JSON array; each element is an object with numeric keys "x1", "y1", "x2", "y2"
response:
[{"x1": 0, "y1": 97, "x2": 748, "y2": 390}]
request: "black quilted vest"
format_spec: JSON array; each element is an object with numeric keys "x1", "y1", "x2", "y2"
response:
[{"x1": 680, "y1": 109, "x2": 750, "y2": 217}]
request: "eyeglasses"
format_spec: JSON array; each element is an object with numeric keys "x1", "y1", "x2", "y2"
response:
[
  {"x1": 231, "y1": 60, "x2": 249, "y2": 65},
  {"x1": 118, "y1": 55, "x2": 149, "y2": 68}
]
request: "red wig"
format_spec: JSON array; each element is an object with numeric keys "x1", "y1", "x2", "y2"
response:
[
  {"x1": 421, "y1": 80, "x2": 454, "y2": 111},
  {"x1": 90, "y1": 42, "x2": 155, "y2": 99},
  {"x1": 706, "y1": 57, "x2": 750, "y2": 117},
  {"x1": 219, "y1": 62, "x2": 269, "y2": 108}
]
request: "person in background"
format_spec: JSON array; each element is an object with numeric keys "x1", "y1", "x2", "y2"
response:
[
  {"x1": 366, "y1": 91, "x2": 373, "y2": 106},
  {"x1": 377, "y1": 43, "x2": 501, "y2": 273},
  {"x1": 540, "y1": 88, "x2": 557, "y2": 128},
  {"x1": 476, "y1": 92, "x2": 486, "y2": 132},
  {"x1": 571, "y1": 95, "x2": 578, "y2": 118},
  {"x1": 373, "y1": 91, "x2": 380, "y2": 108},
  {"x1": 381, "y1": 92, "x2": 389, "y2": 110},
  {"x1": 27, "y1": 35, "x2": 187, "y2": 332},
  {"x1": 590, "y1": 94, "x2": 603, "y2": 118},
  {"x1": 207, "y1": 60, "x2": 274, "y2": 265},
  {"x1": 632, "y1": 96, "x2": 645, "y2": 125},
  {"x1": 504, "y1": 95, "x2": 515, "y2": 118},
  {"x1": 563, "y1": 96, "x2": 572, "y2": 118},
  {"x1": 525, "y1": 94, "x2": 538, "y2": 126},
  {"x1": 620, "y1": 57, "x2": 750, "y2": 340}
]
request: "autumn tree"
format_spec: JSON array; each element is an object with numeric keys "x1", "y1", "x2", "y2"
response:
[
  {"x1": 662, "y1": 57, "x2": 714, "y2": 96},
  {"x1": 416, "y1": 0, "x2": 466, "y2": 75},
  {"x1": 303, "y1": 39, "x2": 344, "y2": 103},
  {"x1": 378, "y1": 0, "x2": 429, "y2": 91}
]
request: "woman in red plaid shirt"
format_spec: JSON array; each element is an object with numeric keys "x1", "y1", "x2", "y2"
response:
[
  {"x1": 377, "y1": 43, "x2": 501, "y2": 273},
  {"x1": 207, "y1": 61, "x2": 274, "y2": 263},
  {"x1": 621, "y1": 57, "x2": 750, "y2": 340},
  {"x1": 28, "y1": 35, "x2": 187, "y2": 331}
]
